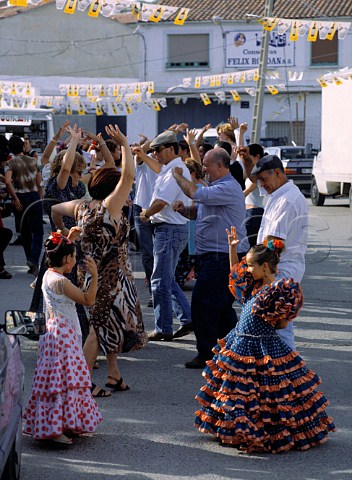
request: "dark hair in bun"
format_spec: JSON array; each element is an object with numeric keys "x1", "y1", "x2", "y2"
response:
[
  {"x1": 248, "y1": 238, "x2": 285, "y2": 273},
  {"x1": 45, "y1": 233, "x2": 75, "y2": 268}
]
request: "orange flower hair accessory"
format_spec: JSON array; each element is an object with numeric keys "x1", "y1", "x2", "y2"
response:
[
  {"x1": 46, "y1": 231, "x2": 72, "y2": 253},
  {"x1": 263, "y1": 238, "x2": 284, "y2": 250}
]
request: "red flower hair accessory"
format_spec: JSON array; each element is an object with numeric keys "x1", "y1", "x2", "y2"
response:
[{"x1": 49, "y1": 231, "x2": 64, "y2": 245}]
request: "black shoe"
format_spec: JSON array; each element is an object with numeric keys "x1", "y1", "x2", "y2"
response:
[
  {"x1": 185, "y1": 356, "x2": 206, "y2": 369},
  {"x1": 147, "y1": 296, "x2": 153, "y2": 308},
  {"x1": 10, "y1": 236, "x2": 23, "y2": 246},
  {"x1": 173, "y1": 322, "x2": 194, "y2": 339},
  {"x1": 148, "y1": 331, "x2": 173, "y2": 342},
  {"x1": 27, "y1": 261, "x2": 39, "y2": 277}
]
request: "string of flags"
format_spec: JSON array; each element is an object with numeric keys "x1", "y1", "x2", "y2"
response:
[
  {"x1": 258, "y1": 17, "x2": 351, "y2": 41},
  {"x1": 182, "y1": 69, "x2": 304, "y2": 90},
  {"x1": 6, "y1": 0, "x2": 190, "y2": 25},
  {"x1": 317, "y1": 67, "x2": 352, "y2": 87},
  {"x1": 54, "y1": 0, "x2": 189, "y2": 24}
]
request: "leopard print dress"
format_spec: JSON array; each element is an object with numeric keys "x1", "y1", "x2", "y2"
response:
[{"x1": 76, "y1": 200, "x2": 147, "y2": 355}]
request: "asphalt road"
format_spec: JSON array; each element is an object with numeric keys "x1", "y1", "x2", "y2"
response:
[{"x1": 1, "y1": 198, "x2": 352, "y2": 480}]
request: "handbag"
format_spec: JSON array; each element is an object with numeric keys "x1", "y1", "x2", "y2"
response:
[{"x1": 0, "y1": 201, "x2": 12, "y2": 218}]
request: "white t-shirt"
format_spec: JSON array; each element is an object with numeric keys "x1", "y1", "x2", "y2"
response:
[
  {"x1": 134, "y1": 155, "x2": 158, "y2": 209},
  {"x1": 257, "y1": 180, "x2": 308, "y2": 283},
  {"x1": 245, "y1": 178, "x2": 264, "y2": 208},
  {"x1": 150, "y1": 157, "x2": 192, "y2": 224}
]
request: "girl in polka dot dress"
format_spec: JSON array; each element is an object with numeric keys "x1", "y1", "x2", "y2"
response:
[
  {"x1": 24, "y1": 229, "x2": 103, "y2": 445},
  {"x1": 194, "y1": 227, "x2": 335, "y2": 453}
]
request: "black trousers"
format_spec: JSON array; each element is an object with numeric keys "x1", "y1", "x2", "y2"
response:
[
  {"x1": 191, "y1": 252, "x2": 239, "y2": 361},
  {"x1": 0, "y1": 226, "x2": 13, "y2": 267}
]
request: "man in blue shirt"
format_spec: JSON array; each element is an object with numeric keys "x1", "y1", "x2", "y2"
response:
[{"x1": 173, "y1": 148, "x2": 249, "y2": 368}]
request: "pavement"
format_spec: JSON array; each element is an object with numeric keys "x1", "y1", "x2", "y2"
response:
[{"x1": 1, "y1": 200, "x2": 352, "y2": 480}]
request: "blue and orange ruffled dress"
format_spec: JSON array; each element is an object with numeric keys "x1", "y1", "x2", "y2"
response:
[{"x1": 194, "y1": 260, "x2": 335, "y2": 453}]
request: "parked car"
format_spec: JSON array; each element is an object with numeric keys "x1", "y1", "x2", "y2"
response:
[
  {"x1": 264, "y1": 146, "x2": 316, "y2": 192},
  {"x1": 0, "y1": 311, "x2": 45, "y2": 480}
]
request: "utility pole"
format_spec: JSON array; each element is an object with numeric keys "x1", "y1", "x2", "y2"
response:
[{"x1": 250, "y1": 0, "x2": 275, "y2": 143}]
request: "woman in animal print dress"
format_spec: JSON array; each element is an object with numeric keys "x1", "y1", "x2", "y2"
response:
[{"x1": 51, "y1": 124, "x2": 147, "y2": 397}]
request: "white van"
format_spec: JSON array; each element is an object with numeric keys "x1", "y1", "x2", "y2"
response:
[{"x1": 0, "y1": 108, "x2": 54, "y2": 159}]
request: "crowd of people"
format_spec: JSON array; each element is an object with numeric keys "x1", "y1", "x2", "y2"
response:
[{"x1": 0, "y1": 117, "x2": 335, "y2": 452}]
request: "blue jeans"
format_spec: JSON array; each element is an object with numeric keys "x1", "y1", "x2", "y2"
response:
[
  {"x1": 151, "y1": 223, "x2": 191, "y2": 334},
  {"x1": 133, "y1": 204, "x2": 155, "y2": 288},
  {"x1": 191, "y1": 252, "x2": 239, "y2": 360}
]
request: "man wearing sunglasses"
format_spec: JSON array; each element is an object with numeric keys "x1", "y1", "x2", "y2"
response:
[{"x1": 140, "y1": 131, "x2": 193, "y2": 342}]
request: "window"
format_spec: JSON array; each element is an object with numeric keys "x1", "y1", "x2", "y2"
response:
[
  {"x1": 166, "y1": 34, "x2": 209, "y2": 68},
  {"x1": 311, "y1": 36, "x2": 338, "y2": 65},
  {"x1": 266, "y1": 121, "x2": 305, "y2": 145}
]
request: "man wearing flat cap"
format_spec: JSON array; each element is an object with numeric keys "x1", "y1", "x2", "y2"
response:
[
  {"x1": 250, "y1": 154, "x2": 308, "y2": 349},
  {"x1": 140, "y1": 130, "x2": 193, "y2": 342}
]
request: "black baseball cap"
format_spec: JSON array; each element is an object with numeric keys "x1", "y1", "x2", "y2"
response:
[{"x1": 250, "y1": 154, "x2": 283, "y2": 176}]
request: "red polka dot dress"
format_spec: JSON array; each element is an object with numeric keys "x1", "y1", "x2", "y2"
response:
[{"x1": 24, "y1": 270, "x2": 103, "y2": 440}]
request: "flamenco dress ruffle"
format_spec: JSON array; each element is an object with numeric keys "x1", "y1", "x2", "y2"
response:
[
  {"x1": 194, "y1": 260, "x2": 335, "y2": 453},
  {"x1": 24, "y1": 315, "x2": 103, "y2": 440}
]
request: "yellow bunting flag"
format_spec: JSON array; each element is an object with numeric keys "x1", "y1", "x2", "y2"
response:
[
  {"x1": 263, "y1": 18, "x2": 278, "y2": 31},
  {"x1": 194, "y1": 77, "x2": 201, "y2": 88},
  {"x1": 326, "y1": 23, "x2": 337, "y2": 40},
  {"x1": 308, "y1": 22, "x2": 318, "y2": 42},
  {"x1": 253, "y1": 70, "x2": 259, "y2": 81},
  {"x1": 131, "y1": 2, "x2": 141, "y2": 20},
  {"x1": 10, "y1": 83, "x2": 16, "y2": 95},
  {"x1": 200, "y1": 93, "x2": 211, "y2": 106},
  {"x1": 333, "y1": 76, "x2": 343, "y2": 86},
  {"x1": 111, "y1": 103, "x2": 118, "y2": 114},
  {"x1": 227, "y1": 73, "x2": 234, "y2": 85},
  {"x1": 66, "y1": 104, "x2": 72, "y2": 115},
  {"x1": 149, "y1": 6, "x2": 163, "y2": 22},
  {"x1": 147, "y1": 81, "x2": 154, "y2": 94},
  {"x1": 88, "y1": 0, "x2": 101, "y2": 18},
  {"x1": 134, "y1": 83, "x2": 141, "y2": 94},
  {"x1": 231, "y1": 90, "x2": 241, "y2": 102},
  {"x1": 8, "y1": 0, "x2": 27, "y2": 5},
  {"x1": 317, "y1": 78, "x2": 328, "y2": 88},
  {"x1": 290, "y1": 21, "x2": 299, "y2": 41},
  {"x1": 100, "y1": 85, "x2": 106, "y2": 97},
  {"x1": 151, "y1": 99, "x2": 161, "y2": 111},
  {"x1": 210, "y1": 76, "x2": 216, "y2": 87},
  {"x1": 64, "y1": 0, "x2": 77, "y2": 15},
  {"x1": 267, "y1": 85, "x2": 279, "y2": 95},
  {"x1": 96, "y1": 104, "x2": 103, "y2": 115},
  {"x1": 78, "y1": 103, "x2": 85, "y2": 115},
  {"x1": 125, "y1": 103, "x2": 133, "y2": 114},
  {"x1": 113, "y1": 85, "x2": 119, "y2": 96},
  {"x1": 174, "y1": 7, "x2": 189, "y2": 26}
]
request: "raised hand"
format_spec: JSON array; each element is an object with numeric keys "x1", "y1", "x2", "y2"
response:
[
  {"x1": 183, "y1": 128, "x2": 197, "y2": 145},
  {"x1": 84, "y1": 256, "x2": 98, "y2": 277},
  {"x1": 66, "y1": 124, "x2": 81, "y2": 141},
  {"x1": 175, "y1": 123, "x2": 188, "y2": 133},
  {"x1": 67, "y1": 226, "x2": 82, "y2": 243},
  {"x1": 201, "y1": 123, "x2": 212, "y2": 132},
  {"x1": 228, "y1": 116, "x2": 239, "y2": 130},
  {"x1": 53, "y1": 120, "x2": 71, "y2": 141},
  {"x1": 239, "y1": 122, "x2": 248, "y2": 133},
  {"x1": 226, "y1": 226, "x2": 239, "y2": 247},
  {"x1": 105, "y1": 124, "x2": 128, "y2": 145}
]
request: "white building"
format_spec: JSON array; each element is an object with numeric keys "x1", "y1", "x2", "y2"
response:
[{"x1": 1, "y1": 0, "x2": 352, "y2": 147}]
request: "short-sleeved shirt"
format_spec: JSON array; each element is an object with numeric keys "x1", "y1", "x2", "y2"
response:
[
  {"x1": 193, "y1": 172, "x2": 249, "y2": 255},
  {"x1": 134, "y1": 156, "x2": 158, "y2": 209},
  {"x1": 5, "y1": 155, "x2": 39, "y2": 192},
  {"x1": 150, "y1": 157, "x2": 192, "y2": 225},
  {"x1": 257, "y1": 180, "x2": 308, "y2": 282}
]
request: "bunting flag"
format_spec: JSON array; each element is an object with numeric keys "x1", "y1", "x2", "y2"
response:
[
  {"x1": 317, "y1": 67, "x2": 352, "y2": 87},
  {"x1": 258, "y1": 17, "x2": 351, "y2": 41},
  {"x1": 48, "y1": 0, "x2": 190, "y2": 24}
]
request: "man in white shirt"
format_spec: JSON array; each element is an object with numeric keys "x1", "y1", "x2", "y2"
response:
[
  {"x1": 251, "y1": 155, "x2": 308, "y2": 349},
  {"x1": 140, "y1": 131, "x2": 193, "y2": 341}
]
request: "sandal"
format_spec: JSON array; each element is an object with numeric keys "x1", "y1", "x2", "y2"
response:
[
  {"x1": 51, "y1": 434, "x2": 73, "y2": 445},
  {"x1": 90, "y1": 383, "x2": 111, "y2": 398},
  {"x1": 105, "y1": 376, "x2": 130, "y2": 392}
]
